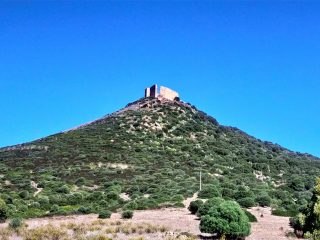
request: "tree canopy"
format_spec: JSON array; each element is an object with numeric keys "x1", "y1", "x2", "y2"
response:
[{"x1": 200, "y1": 199, "x2": 251, "y2": 239}]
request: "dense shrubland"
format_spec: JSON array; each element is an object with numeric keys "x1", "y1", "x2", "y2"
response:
[
  {"x1": 291, "y1": 177, "x2": 320, "y2": 239},
  {"x1": 0, "y1": 97, "x2": 319, "y2": 219}
]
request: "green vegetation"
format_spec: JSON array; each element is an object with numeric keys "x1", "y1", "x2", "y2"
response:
[
  {"x1": 98, "y1": 210, "x2": 112, "y2": 219},
  {"x1": 199, "y1": 199, "x2": 251, "y2": 239},
  {"x1": 291, "y1": 177, "x2": 320, "y2": 238},
  {"x1": 122, "y1": 210, "x2": 133, "y2": 219},
  {"x1": 9, "y1": 217, "x2": 23, "y2": 229},
  {"x1": 0, "y1": 198, "x2": 8, "y2": 223},
  {"x1": 244, "y1": 210, "x2": 257, "y2": 222},
  {"x1": 0, "y1": 97, "x2": 319, "y2": 219},
  {"x1": 188, "y1": 199, "x2": 204, "y2": 215}
]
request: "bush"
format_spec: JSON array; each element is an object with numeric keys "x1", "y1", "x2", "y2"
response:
[
  {"x1": 123, "y1": 201, "x2": 138, "y2": 210},
  {"x1": 50, "y1": 204, "x2": 59, "y2": 213},
  {"x1": 244, "y1": 209, "x2": 257, "y2": 222},
  {"x1": 200, "y1": 200, "x2": 251, "y2": 239},
  {"x1": 19, "y1": 190, "x2": 29, "y2": 199},
  {"x1": 272, "y1": 208, "x2": 298, "y2": 217},
  {"x1": 57, "y1": 185, "x2": 70, "y2": 194},
  {"x1": 188, "y1": 200, "x2": 204, "y2": 215},
  {"x1": 67, "y1": 193, "x2": 83, "y2": 205},
  {"x1": 237, "y1": 197, "x2": 255, "y2": 208},
  {"x1": 78, "y1": 206, "x2": 92, "y2": 214},
  {"x1": 98, "y1": 210, "x2": 112, "y2": 219},
  {"x1": 9, "y1": 218, "x2": 23, "y2": 229},
  {"x1": 255, "y1": 195, "x2": 272, "y2": 207},
  {"x1": 198, "y1": 184, "x2": 221, "y2": 198},
  {"x1": 122, "y1": 210, "x2": 133, "y2": 219},
  {"x1": 106, "y1": 191, "x2": 119, "y2": 200},
  {"x1": 75, "y1": 177, "x2": 86, "y2": 186},
  {"x1": 0, "y1": 198, "x2": 8, "y2": 223},
  {"x1": 197, "y1": 197, "x2": 224, "y2": 217}
]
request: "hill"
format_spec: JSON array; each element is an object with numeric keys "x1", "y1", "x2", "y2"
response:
[{"x1": 0, "y1": 96, "x2": 320, "y2": 218}]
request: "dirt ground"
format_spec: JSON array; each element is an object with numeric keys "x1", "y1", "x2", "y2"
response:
[
  {"x1": 247, "y1": 207, "x2": 296, "y2": 240},
  {"x1": 0, "y1": 196, "x2": 296, "y2": 240}
]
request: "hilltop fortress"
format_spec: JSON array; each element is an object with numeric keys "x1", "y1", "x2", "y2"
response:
[{"x1": 145, "y1": 84, "x2": 180, "y2": 101}]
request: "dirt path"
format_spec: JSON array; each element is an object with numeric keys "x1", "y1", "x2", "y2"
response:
[
  {"x1": 183, "y1": 192, "x2": 198, "y2": 208},
  {"x1": 30, "y1": 181, "x2": 43, "y2": 197},
  {"x1": 247, "y1": 207, "x2": 295, "y2": 240}
]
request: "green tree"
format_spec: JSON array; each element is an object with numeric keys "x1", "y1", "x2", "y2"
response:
[
  {"x1": 200, "y1": 200, "x2": 251, "y2": 239},
  {"x1": 291, "y1": 178, "x2": 320, "y2": 238},
  {"x1": 188, "y1": 200, "x2": 204, "y2": 214},
  {"x1": 0, "y1": 198, "x2": 8, "y2": 223},
  {"x1": 198, "y1": 184, "x2": 221, "y2": 198},
  {"x1": 255, "y1": 195, "x2": 271, "y2": 207}
]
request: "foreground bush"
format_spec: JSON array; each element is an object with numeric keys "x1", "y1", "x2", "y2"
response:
[
  {"x1": 197, "y1": 197, "x2": 224, "y2": 217},
  {"x1": 244, "y1": 209, "x2": 257, "y2": 222},
  {"x1": 9, "y1": 218, "x2": 23, "y2": 229},
  {"x1": 188, "y1": 200, "x2": 204, "y2": 215},
  {"x1": 200, "y1": 200, "x2": 251, "y2": 239},
  {"x1": 122, "y1": 210, "x2": 133, "y2": 219},
  {"x1": 98, "y1": 210, "x2": 112, "y2": 219},
  {"x1": 291, "y1": 178, "x2": 320, "y2": 238}
]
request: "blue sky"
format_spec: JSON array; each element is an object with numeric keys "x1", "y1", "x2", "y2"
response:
[{"x1": 0, "y1": 1, "x2": 319, "y2": 157}]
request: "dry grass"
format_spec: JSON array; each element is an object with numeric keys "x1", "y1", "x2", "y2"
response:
[{"x1": 0, "y1": 219, "x2": 186, "y2": 240}]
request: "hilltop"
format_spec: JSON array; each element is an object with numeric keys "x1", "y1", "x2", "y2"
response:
[{"x1": 0, "y1": 89, "x2": 320, "y2": 219}]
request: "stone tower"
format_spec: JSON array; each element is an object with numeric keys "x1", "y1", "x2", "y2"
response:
[{"x1": 144, "y1": 84, "x2": 179, "y2": 101}]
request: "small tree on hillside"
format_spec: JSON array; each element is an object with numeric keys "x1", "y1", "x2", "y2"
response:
[{"x1": 200, "y1": 200, "x2": 251, "y2": 240}]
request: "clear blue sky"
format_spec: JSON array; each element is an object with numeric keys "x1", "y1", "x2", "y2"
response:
[{"x1": 0, "y1": 1, "x2": 319, "y2": 157}]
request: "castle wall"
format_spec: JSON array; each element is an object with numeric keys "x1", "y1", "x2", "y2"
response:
[
  {"x1": 149, "y1": 84, "x2": 158, "y2": 98},
  {"x1": 145, "y1": 88, "x2": 150, "y2": 97},
  {"x1": 159, "y1": 86, "x2": 179, "y2": 101}
]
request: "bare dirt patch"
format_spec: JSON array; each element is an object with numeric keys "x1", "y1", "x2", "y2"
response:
[
  {"x1": 247, "y1": 207, "x2": 296, "y2": 240},
  {"x1": 0, "y1": 197, "x2": 296, "y2": 240}
]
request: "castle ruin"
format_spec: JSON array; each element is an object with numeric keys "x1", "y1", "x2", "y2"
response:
[{"x1": 145, "y1": 84, "x2": 180, "y2": 101}]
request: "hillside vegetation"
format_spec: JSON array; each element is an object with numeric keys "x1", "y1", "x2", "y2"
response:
[{"x1": 0, "y1": 97, "x2": 319, "y2": 219}]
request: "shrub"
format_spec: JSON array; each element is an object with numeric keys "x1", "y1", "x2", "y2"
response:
[
  {"x1": 0, "y1": 198, "x2": 8, "y2": 223},
  {"x1": 188, "y1": 200, "x2": 204, "y2": 215},
  {"x1": 50, "y1": 204, "x2": 59, "y2": 213},
  {"x1": 9, "y1": 218, "x2": 23, "y2": 229},
  {"x1": 237, "y1": 197, "x2": 255, "y2": 208},
  {"x1": 98, "y1": 210, "x2": 112, "y2": 219},
  {"x1": 106, "y1": 191, "x2": 119, "y2": 200},
  {"x1": 122, "y1": 210, "x2": 133, "y2": 219},
  {"x1": 19, "y1": 190, "x2": 29, "y2": 199},
  {"x1": 244, "y1": 209, "x2": 257, "y2": 222},
  {"x1": 198, "y1": 184, "x2": 221, "y2": 198},
  {"x1": 197, "y1": 197, "x2": 224, "y2": 217},
  {"x1": 123, "y1": 201, "x2": 138, "y2": 210},
  {"x1": 57, "y1": 185, "x2": 70, "y2": 194},
  {"x1": 272, "y1": 208, "x2": 298, "y2": 217},
  {"x1": 38, "y1": 196, "x2": 50, "y2": 207},
  {"x1": 75, "y1": 177, "x2": 86, "y2": 186},
  {"x1": 78, "y1": 206, "x2": 92, "y2": 214},
  {"x1": 255, "y1": 195, "x2": 272, "y2": 207},
  {"x1": 200, "y1": 200, "x2": 251, "y2": 239}
]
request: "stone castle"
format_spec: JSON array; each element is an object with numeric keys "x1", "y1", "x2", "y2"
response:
[{"x1": 145, "y1": 84, "x2": 180, "y2": 101}]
